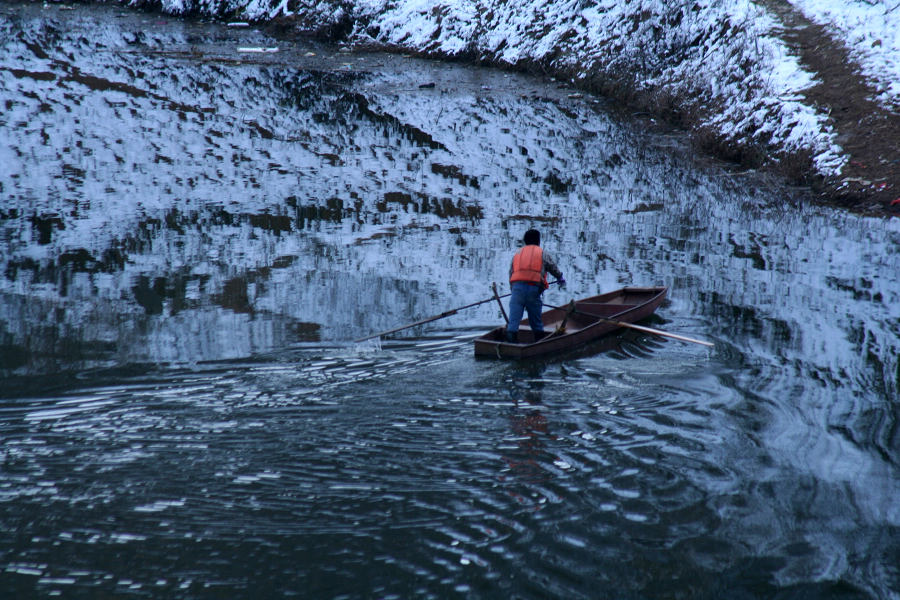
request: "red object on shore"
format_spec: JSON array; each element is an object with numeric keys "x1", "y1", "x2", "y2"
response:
[{"x1": 891, "y1": 198, "x2": 900, "y2": 206}]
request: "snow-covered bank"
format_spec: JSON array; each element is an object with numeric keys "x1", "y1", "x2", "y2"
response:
[
  {"x1": 120, "y1": 0, "x2": 900, "y2": 203},
  {"x1": 353, "y1": 0, "x2": 847, "y2": 173}
]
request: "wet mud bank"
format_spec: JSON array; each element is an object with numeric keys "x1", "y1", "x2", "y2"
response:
[
  {"x1": 757, "y1": 0, "x2": 900, "y2": 215},
  {"x1": 119, "y1": 0, "x2": 899, "y2": 217}
]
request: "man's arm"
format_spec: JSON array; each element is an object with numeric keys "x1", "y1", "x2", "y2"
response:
[{"x1": 543, "y1": 251, "x2": 563, "y2": 281}]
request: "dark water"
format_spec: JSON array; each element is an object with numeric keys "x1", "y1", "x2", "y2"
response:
[{"x1": 2, "y1": 3, "x2": 899, "y2": 598}]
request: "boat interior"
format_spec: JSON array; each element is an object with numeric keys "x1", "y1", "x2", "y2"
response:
[{"x1": 482, "y1": 301, "x2": 640, "y2": 344}]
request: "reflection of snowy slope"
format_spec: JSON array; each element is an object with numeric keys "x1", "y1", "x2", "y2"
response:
[
  {"x1": 138, "y1": 0, "x2": 859, "y2": 176},
  {"x1": 1, "y1": 8, "x2": 898, "y2": 400},
  {"x1": 366, "y1": 87, "x2": 900, "y2": 400}
]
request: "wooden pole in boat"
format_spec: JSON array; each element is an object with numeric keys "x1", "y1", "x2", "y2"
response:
[
  {"x1": 548, "y1": 303, "x2": 714, "y2": 347},
  {"x1": 552, "y1": 300, "x2": 576, "y2": 336},
  {"x1": 492, "y1": 282, "x2": 509, "y2": 325}
]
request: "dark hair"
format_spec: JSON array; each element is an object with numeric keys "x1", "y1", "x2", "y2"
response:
[{"x1": 523, "y1": 229, "x2": 540, "y2": 245}]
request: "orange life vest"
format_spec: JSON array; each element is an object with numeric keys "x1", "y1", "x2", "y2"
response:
[{"x1": 510, "y1": 245, "x2": 547, "y2": 288}]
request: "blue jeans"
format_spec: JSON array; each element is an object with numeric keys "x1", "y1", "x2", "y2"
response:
[{"x1": 506, "y1": 282, "x2": 543, "y2": 341}]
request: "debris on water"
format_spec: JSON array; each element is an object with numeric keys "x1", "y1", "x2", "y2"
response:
[
  {"x1": 353, "y1": 337, "x2": 383, "y2": 353},
  {"x1": 568, "y1": 92, "x2": 583, "y2": 99},
  {"x1": 419, "y1": 82, "x2": 436, "y2": 89},
  {"x1": 237, "y1": 47, "x2": 278, "y2": 53},
  {"x1": 304, "y1": 52, "x2": 316, "y2": 57},
  {"x1": 227, "y1": 22, "x2": 250, "y2": 27}
]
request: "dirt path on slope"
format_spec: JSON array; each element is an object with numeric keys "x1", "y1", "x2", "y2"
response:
[{"x1": 760, "y1": 0, "x2": 900, "y2": 216}]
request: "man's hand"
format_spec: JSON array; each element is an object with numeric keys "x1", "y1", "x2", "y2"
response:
[{"x1": 558, "y1": 278, "x2": 566, "y2": 290}]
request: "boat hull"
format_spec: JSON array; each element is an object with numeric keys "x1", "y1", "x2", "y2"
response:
[{"x1": 473, "y1": 286, "x2": 667, "y2": 359}]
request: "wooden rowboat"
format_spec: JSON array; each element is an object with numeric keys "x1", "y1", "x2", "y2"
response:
[{"x1": 473, "y1": 286, "x2": 668, "y2": 359}]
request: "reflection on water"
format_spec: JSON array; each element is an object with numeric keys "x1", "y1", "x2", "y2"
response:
[{"x1": 1, "y1": 2, "x2": 899, "y2": 598}]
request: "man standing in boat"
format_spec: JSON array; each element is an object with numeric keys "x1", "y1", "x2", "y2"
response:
[{"x1": 506, "y1": 229, "x2": 565, "y2": 343}]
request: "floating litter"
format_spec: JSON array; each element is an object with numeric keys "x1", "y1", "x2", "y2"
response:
[
  {"x1": 237, "y1": 47, "x2": 278, "y2": 53},
  {"x1": 227, "y1": 22, "x2": 249, "y2": 27}
]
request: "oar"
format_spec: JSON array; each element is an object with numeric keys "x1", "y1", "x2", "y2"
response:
[
  {"x1": 354, "y1": 292, "x2": 511, "y2": 342},
  {"x1": 548, "y1": 303, "x2": 713, "y2": 347},
  {"x1": 355, "y1": 280, "x2": 565, "y2": 342}
]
